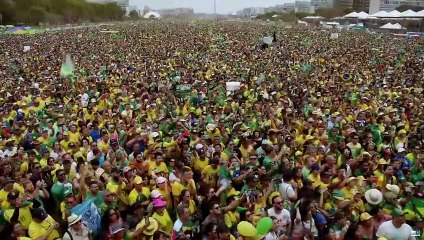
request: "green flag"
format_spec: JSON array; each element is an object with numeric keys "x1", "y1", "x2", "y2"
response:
[
  {"x1": 111, "y1": 34, "x2": 123, "y2": 40},
  {"x1": 60, "y1": 54, "x2": 75, "y2": 78}
]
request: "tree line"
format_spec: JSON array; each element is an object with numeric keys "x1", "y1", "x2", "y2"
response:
[{"x1": 0, "y1": 0, "x2": 126, "y2": 25}]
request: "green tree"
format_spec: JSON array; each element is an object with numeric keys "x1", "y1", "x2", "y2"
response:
[{"x1": 129, "y1": 10, "x2": 139, "y2": 19}]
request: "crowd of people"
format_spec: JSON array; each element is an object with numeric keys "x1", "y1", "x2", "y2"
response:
[{"x1": 0, "y1": 21, "x2": 423, "y2": 240}]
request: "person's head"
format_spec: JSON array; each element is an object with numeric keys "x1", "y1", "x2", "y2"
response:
[
  {"x1": 181, "y1": 168, "x2": 193, "y2": 182},
  {"x1": 352, "y1": 135, "x2": 359, "y2": 144},
  {"x1": 392, "y1": 208, "x2": 406, "y2": 227},
  {"x1": 384, "y1": 164, "x2": 394, "y2": 176},
  {"x1": 180, "y1": 189, "x2": 191, "y2": 203},
  {"x1": 89, "y1": 181, "x2": 99, "y2": 195},
  {"x1": 68, "y1": 214, "x2": 83, "y2": 232},
  {"x1": 272, "y1": 196, "x2": 283, "y2": 211},
  {"x1": 135, "y1": 153, "x2": 143, "y2": 162},
  {"x1": 66, "y1": 194, "x2": 78, "y2": 208},
  {"x1": 56, "y1": 169, "x2": 66, "y2": 182},
  {"x1": 334, "y1": 211, "x2": 347, "y2": 227},
  {"x1": 155, "y1": 152, "x2": 164, "y2": 164},
  {"x1": 209, "y1": 202, "x2": 221, "y2": 216},
  {"x1": 24, "y1": 181, "x2": 34, "y2": 193},
  {"x1": 3, "y1": 180, "x2": 14, "y2": 192},
  {"x1": 360, "y1": 212, "x2": 373, "y2": 227},
  {"x1": 63, "y1": 159, "x2": 72, "y2": 172},
  {"x1": 31, "y1": 208, "x2": 48, "y2": 223},
  {"x1": 177, "y1": 205, "x2": 190, "y2": 221},
  {"x1": 270, "y1": 216, "x2": 279, "y2": 231}
]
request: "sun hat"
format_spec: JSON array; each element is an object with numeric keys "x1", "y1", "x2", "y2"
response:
[
  {"x1": 365, "y1": 189, "x2": 383, "y2": 205},
  {"x1": 346, "y1": 177, "x2": 357, "y2": 183},
  {"x1": 150, "y1": 189, "x2": 162, "y2": 199},
  {"x1": 134, "y1": 176, "x2": 143, "y2": 185},
  {"x1": 386, "y1": 184, "x2": 400, "y2": 195},
  {"x1": 152, "y1": 198, "x2": 166, "y2": 208},
  {"x1": 156, "y1": 177, "x2": 167, "y2": 184},
  {"x1": 206, "y1": 123, "x2": 216, "y2": 131},
  {"x1": 67, "y1": 213, "x2": 81, "y2": 226},
  {"x1": 136, "y1": 217, "x2": 159, "y2": 236},
  {"x1": 360, "y1": 212, "x2": 372, "y2": 221}
]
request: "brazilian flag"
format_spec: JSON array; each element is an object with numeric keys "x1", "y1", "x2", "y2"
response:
[{"x1": 340, "y1": 73, "x2": 352, "y2": 81}]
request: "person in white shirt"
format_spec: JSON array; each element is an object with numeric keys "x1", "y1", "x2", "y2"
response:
[
  {"x1": 63, "y1": 214, "x2": 93, "y2": 240},
  {"x1": 376, "y1": 208, "x2": 416, "y2": 240},
  {"x1": 267, "y1": 196, "x2": 291, "y2": 235},
  {"x1": 279, "y1": 169, "x2": 297, "y2": 203}
]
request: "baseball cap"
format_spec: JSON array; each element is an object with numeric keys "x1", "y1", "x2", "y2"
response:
[
  {"x1": 7, "y1": 190, "x2": 19, "y2": 200},
  {"x1": 32, "y1": 208, "x2": 48, "y2": 221},
  {"x1": 156, "y1": 177, "x2": 167, "y2": 184}
]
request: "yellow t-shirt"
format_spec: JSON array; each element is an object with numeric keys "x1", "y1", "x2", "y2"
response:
[
  {"x1": 98, "y1": 140, "x2": 109, "y2": 152},
  {"x1": 171, "y1": 179, "x2": 196, "y2": 199},
  {"x1": 148, "y1": 162, "x2": 168, "y2": 176},
  {"x1": 28, "y1": 215, "x2": 60, "y2": 240},
  {"x1": 193, "y1": 157, "x2": 209, "y2": 172},
  {"x1": 68, "y1": 131, "x2": 81, "y2": 144},
  {"x1": 201, "y1": 165, "x2": 220, "y2": 187},
  {"x1": 4, "y1": 206, "x2": 32, "y2": 230},
  {"x1": 128, "y1": 188, "x2": 151, "y2": 205},
  {"x1": 152, "y1": 210, "x2": 173, "y2": 234},
  {"x1": 224, "y1": 211, "x2": 238, "y2": 228}
]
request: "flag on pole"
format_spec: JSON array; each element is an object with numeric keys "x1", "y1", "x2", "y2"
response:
[
  {"x1": 60, "y1": 54, "x2": 75, "y2": 78},
  {"x1": 71, "y1": 199, "x2": 101, "y2": 235}
]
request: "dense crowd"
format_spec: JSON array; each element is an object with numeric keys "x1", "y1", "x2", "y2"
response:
[{"x1": 0, "y1": 21, "x2": 423, "y2": 240}]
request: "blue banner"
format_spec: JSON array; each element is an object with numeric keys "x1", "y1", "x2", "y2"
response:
[{"x1": 71, "y1": 199, "x2": 101, "y2": 235}]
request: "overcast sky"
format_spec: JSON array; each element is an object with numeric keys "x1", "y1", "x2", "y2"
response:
[{"x1": 130, "y1": 0, "x2": 290, "y2": 14}]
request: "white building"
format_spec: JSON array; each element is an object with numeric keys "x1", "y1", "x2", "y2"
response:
[
  {"x1": 369, "y1": 0, "x2": 424, "y2": 14},
  {"x1": 295, "y1": 1, "x2": 315, "y2": 13}
]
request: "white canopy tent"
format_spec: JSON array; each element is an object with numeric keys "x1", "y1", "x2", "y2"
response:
[
  {"x1": 386, "y1": 10, "x2": 401, "y2": 18},
  {"x1": 143, "y1": 11, "x2": 161, "y2": 19},
  {"x1": 344, "y1": 12, "x2": 358, "y2": 18},
  {"x1": 380, "y1": 23, "x2": 403, "y2": 29},
  {"x1": 369, "y1": 11, "x2": 389, "y2": 18},
  {"x1": 357, "y1": 11, "x2": 370, "y2": 19}
]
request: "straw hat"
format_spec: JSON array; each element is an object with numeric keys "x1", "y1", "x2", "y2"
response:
[
  {"x1": 67, "y1": 213, "x2": 81, "y2": 227},
  {"x1": 386, "y1": 184, "x2": 400, "y2": 195},
  {"x1": 365, "y1": 189, "x2": 383, "y2": 205}
]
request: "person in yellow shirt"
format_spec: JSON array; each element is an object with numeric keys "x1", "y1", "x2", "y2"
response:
[
  {"x1": 155, "y1": 177, "x2": 172, "y2": 209},
  {"x1": 177, "y1": 189, "x2": 197, "y2": 215},
  {"x1": 192, "y1": 146, "x2": 209, "y2": 172},
  {"x1": 128, "y1": 176, "x2": 150, "y2": 206},
  {"x1": 341, "y1": 177, "x2": 358, "y2": 200},
  {"x1": 60, "y1": 132, "x2": 72, "y2": 152},
  {"x1": 68, "y1": 124, "x2": 81, "y2": 144},
  {"x1": 152, "y1": 198, "x2": 173, "y2": 234},
  {"x1": 201, "y1": 158, "x2": 220, "y2": 188},
  {"x1": 172, "y1": 168, "x2": 196, "y2": 206},
  {"x1": 37, "y1": 128, "x2": 51, "y2": 147},
  {"x1": 148, "y1": 152, "x2": 168, "y2": 177},
  {"x1": 308, "y1": 163, "x2": 328, "y2": 189},
  {"x1": 28, "y1": 208, "x2": 60, "y2": 240}
]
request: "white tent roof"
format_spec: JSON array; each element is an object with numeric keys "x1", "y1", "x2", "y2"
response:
[
  {"x1": 304, "y1": 16, "x2": 324, "y2": 19},
  {"x1": 344, "y1": 12, "x2": 358, "y2": 18},
  {"x1": 357, "y1": 11, "x2": 369, "y2": 19},
  {"x1": 386, "y1": 10, "x2": 401, "y2": 18},
  {"x1": 400, "y1": 9, "x2": 418, "y2": 18},
  {"x1": 143, "y1": 11, "x2": 161, "y2": 19},
  {"x1": 370, "y1": 11, "x2": 388, "y2": 18},
  {"x1": 417, "y1": 10, "x2": 424, "y2": 17},
  {"x1": 380, "y1": 23, "x2": 402, "y2": 29}
]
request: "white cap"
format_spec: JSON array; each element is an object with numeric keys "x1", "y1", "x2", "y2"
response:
[
  {"x1": 195, "y1": 143, "x2": 204, "y2": 150},
  {"x1": 151, "y1": 189, "x2": 162, "y2": 198},
  {"x1": 261, "y1": 139, "x2": 270, "y2": 145},
  {"x1": 151, "y1": 132, "x2": 160, "y2": 138}
]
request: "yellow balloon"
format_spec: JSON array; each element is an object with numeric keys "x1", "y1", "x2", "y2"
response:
[{"x1": 237, "y1": 221, "x2": 257, "y2": 237}]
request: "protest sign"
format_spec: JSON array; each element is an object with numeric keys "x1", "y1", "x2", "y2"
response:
[
  {"x1": 330, "y1": 33, "x2": 339, "y2": 39},
  {"x1": 175, "y1": 84, "x2": 192, "y2": 96},
  {"x1": 23, "y1": 46, "x2": 30, "y2": 52},
  {"x1": 71, "y1": 199, "x2": 101, "y2": 235}
]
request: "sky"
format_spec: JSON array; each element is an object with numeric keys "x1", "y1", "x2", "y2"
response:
[{"x1": 130, "y1": 0, "x2": 291, "y2": 14}]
